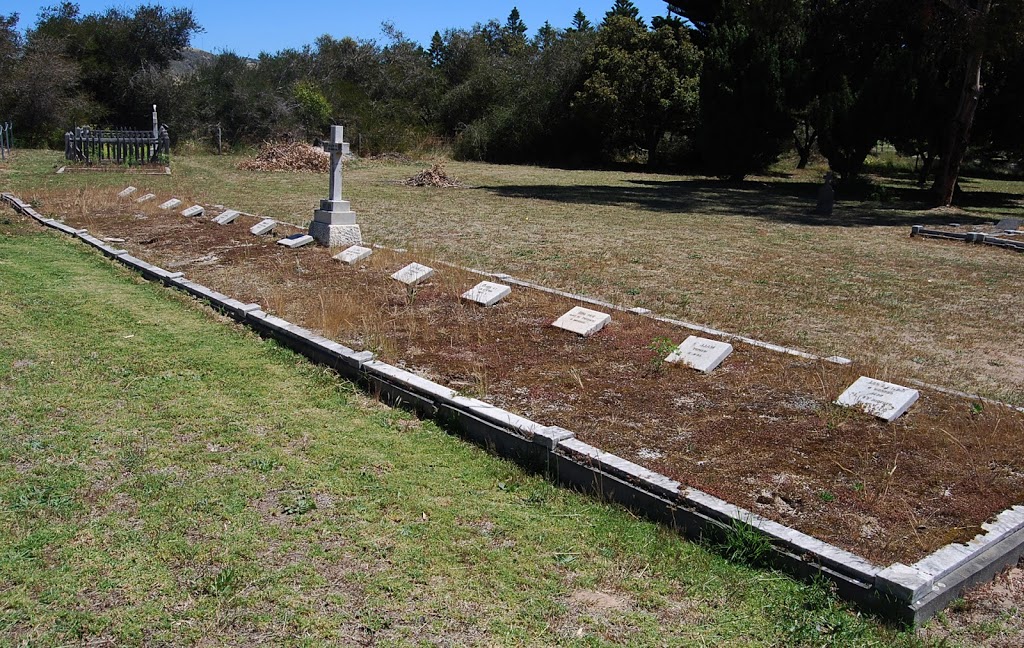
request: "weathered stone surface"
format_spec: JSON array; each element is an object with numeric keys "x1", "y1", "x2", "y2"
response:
[
  {"x1": 391, "y1": 262, "x2": 435, "y2": 286},
  {"x1": 836, "y1": 376, "x2": 919, "y2": 422},
  {"x1": 250, "y1": 219, "x2": 277, "y2": 235},
  {"x1": 309, "y1": 221, "x2": 361, "y2": 247},
  {"x1": 333, "y1": 245, "x2": 373, "y2": 265},
  {"x1": 213, "y1": 210, "x2": 240, "y2": 225},
  {"x1": 277, "y1": 233, "x2": 314, "y2": 248},
  {"x1": 461, "y1": 281, "x2": 511, "y2": 307},
  {"x1": 180, "y1": 205, "x2": 205, "y2": 218},
  {"x1": 666, "y1": 335, "x2": 733, "y2": 373},
  {"x1": 117, "y1": 186, "x2": 137, "y2": 198},
  {"x1": 135, "y1": 193, "x2": 156, "y2": 203},
  {"x1": 158, "y1": 198, "x2": 182, "y2": 210},
  {"x1": 552, "y1": 306, "x2": 611, "y2": 337}
]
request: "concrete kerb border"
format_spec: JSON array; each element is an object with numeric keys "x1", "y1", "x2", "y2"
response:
[
  {"x1": 911, "y1": 225, "x2": 1024, "y2": 253},
  {"x1": 6, "y1": 192, "x2": 1024, "y2": 626}
]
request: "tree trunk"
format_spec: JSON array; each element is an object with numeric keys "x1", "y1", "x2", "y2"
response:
[
  {"x1": 793, "y1": 120, "x2": 816, "y2": 169},
  {"x1": 646, "y1": 126, "x2": 664, "y2": 169},
  {"x1": 935, "y1": 0, "x2": 991, "y2": 206}
]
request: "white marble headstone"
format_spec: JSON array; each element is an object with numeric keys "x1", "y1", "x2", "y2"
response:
[
  {"x1": 333, "y1": 245, "x2": 373, "y2": 265},
  {"x1": 552, "y1": 306, "x2": 611, "y2": 337},
  {"x1": 181, "y1": 205, "x2": 205, "y2": 218},
  {"x1": 117, "y1": 186, "x2": 137, "y2": 198},
  {"x1": 391, "y1": 263, "x2": 434, "y2": 286},
  {"x1": 277, "y1": 234, "x2": 314, "y2": 248},
  {"x1": 213, "y1": 210, "x2": 240, "y2": 225},
  {"x1": 666, "y1": 336, "x2": 733, "y2": 373},
  {"x1": 462, "y1": 281, "x2": 511, "y2": 307},
  {"x1": 250, "y1": 219, "x2": 277, "y2": 235},
  {"x1": 836, "y1": 376, "x2": 920, "y2": 422},
  {"x1": 135, "y1": 193, "x2": 156, "y2": 203},
  {"x1": 158, "y1": 198, "x2": 182, "y2": 210}
]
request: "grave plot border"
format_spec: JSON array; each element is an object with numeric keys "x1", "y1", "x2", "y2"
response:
[
  {"x1": 5, "y1": 191, "x2": 1024, "y2": 627},
  {"x1": 911, "y1": 225, "x2": 1024, "y2": 253}
]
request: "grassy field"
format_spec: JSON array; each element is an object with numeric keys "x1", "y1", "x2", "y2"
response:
[
  {"x1": 2, "y1": 149, "x2": 1023, "y2": 644},
  {"x1": 3, "y1": 149, "x2": 1022, "y2": 405},
  {"x1": 0, "y1": 212, "x2": 939, "y2": 645}
]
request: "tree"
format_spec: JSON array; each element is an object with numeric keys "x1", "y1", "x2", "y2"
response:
[
  {"x1": 574, "y1": 15, "x2": 699, "y2": 166},
  {"x1": 570, "y1": 9, "x2": 593, "y2": 32},
  {"x1": 30, "y1": 3, "x2": 202, "y2": 128},
  {"x1": 931, "y1": 0, "x2": 1024, "y2": 205},
  {"x1": 695, "y1": 0, "x2": 804, "y2": 180},
  {"x1": 605, "y1": 0, "x2": 644, "y2": 27}
]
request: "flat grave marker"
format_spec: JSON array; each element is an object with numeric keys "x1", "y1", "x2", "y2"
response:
[
  {"x1": 462, "y1": 281, "x2": 512, "y2": 307},
  {"x1": 277, "y1": 233, "x2": 314, "y2": 248},
  {"x1": 181, "y1": 205, "x2": 205, "y2": 218},
  {"x1": 158, "y1": 198, "x2": 182, "y2": 210},
  {"x1": 995, "y1": 217, "x2": 1022, "y2": 232},
  {"x1": 213, "y1": 210, "x2": 240, "y2": 225},
  {"x1": 836, "y1": 376, "x2": 920, "y2": 422},
  {"x1": 333, "y1": 245, "x2": 373, "y2": 265},
  {"x1": 552, "y1": 306, "x2": 611, "y2": 337},
  {"x1": 135, "y1": 193, "x2": 156, "y2": 204},
  {"x1": 666, "y1": 336, "x2": 733, "y2": 373},
  {"x1": 250, "y1": 219, "x2": 277, "y2": 235},
  {"x1": 117, "y1": 186, "x2": 137, "y2": 198},
  {"x1": 391, "y1": 262, "x2": 434, "y2": 286}
]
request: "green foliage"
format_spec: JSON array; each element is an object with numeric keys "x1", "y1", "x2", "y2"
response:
[
  {"x1": 696, "y1": 0, "x2": 802, "y2": 180},
  {"x1": 713, "y1": 518, "x2": 774, "y2": 566},
  {"x1": 605, "y1": 0, "x2": 643, "y2": 26},
  {"x1": 573, "y1": 14, "x2": 700, "y2": 166},
  {"x1": 292, "y1": 81, "x2": 333, "y2": 137}
]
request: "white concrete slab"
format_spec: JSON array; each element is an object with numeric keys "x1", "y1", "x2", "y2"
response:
[
  {"x1": 462, "y1": 281, "x2": 512, "y2": 307},
  {"x1": 333, "y1": 245, "x2": 373, "y2": 265},
  {"x1": 213, "y1": 210, "x2": 240, "y2": 225},
  {"x1": 666, "y1": 336, "x2": 733, "y2": 373},
  {"x1": 552, "y1": 306, "x2": 611, "y2": 337},
  {"x1": 391, "y1": 263, "x2": 435, "y2": 286},
  {"x1": 250, "y1": 219, "x2": 277, "y2": 235},
  {"x1": 836, "y1": 376, "x2": 920, "y2": 422},
  {"x1": 277, "y1": 234, "x2": 315, "y2": 248}
]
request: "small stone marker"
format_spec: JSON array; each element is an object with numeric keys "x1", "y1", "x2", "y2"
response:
[
  {"x1": 333, "y1": 245, "x2": 373, "y2": 265},
  {"x1": 277, "y1": 233, "x2": 314, "y2": 248},
  {"x1": 995, "y1": 217, "x2": 1021, "y2": 232},
  {"x1": 135, "y1": 193, "x2": 156, "y2": 204},
  {"x1": 836, "y1": 376, "x2": 920, "y2": 423},
  {"x1": 250, "y1": 219, "x2": 277, "y2": 235},
  {"x1": 213, "y1": 210, "x2": 240, "y2": 225},
  {"x1": 118, "y1": 186, "x2": 137, "y2": 198},
  {"x1": 181, "y1": 205, "x2": 205, "y2": 218},
  {"x1": 552, "y1": 306, "x2": 611, "y2": 337},
  {"x1": 462, "y1": 281, "x2": 511, "y2": 307},
  {"x1": 158, "y1": 198, "x2": 182, "y2": 210},
  {"x1": 815, "y1": 172, "x2": 835, "y2": 216},
  {"x1": 391, "y1": 262, "x2": 434, "y2": 286},
  {"x1": 666, "y1": 335, "x2": 733, "y2": 373}
]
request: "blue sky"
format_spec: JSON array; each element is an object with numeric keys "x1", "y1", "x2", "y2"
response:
[{"x1": 7, "y1": 1, "x2": 674, "y2": 56}]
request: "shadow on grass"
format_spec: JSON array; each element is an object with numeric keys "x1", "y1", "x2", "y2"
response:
[{"x1": 484, "y1": 177, "x2": 1022, "y2": 228}]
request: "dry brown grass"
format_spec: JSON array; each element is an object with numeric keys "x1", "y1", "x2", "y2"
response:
[{"x1": 26, "y1": 188, "x2": 1024, "y2": 567}]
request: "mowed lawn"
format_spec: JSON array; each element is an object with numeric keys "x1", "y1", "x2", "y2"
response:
[
  {"x1": 0, "y1": 215, "x2": 938, "y2": 645},
  {"x1": 5, "y1": 150, "x2": 1023, "y2": 404}
]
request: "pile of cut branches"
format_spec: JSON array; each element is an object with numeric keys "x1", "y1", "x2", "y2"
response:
[
  {"x1": 238, "y1": 142, "x2": 330, "y2": 173},
  {"x1": 402, "y1": 163, "x2": 463, "y2": 188}
]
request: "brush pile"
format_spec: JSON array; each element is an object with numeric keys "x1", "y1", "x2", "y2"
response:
[
  {"x1": 402, "y1": 163, "x2": 463, "y2": 188},
  {"x1": 238, "y1": 142, "x2": 330, "y2": 173}
]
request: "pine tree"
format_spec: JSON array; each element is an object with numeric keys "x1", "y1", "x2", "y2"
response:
[
  {"x1": 570, "y1": 9, "x2": 592, "y2": 32},
  {"x1": 505, "y1": 7, "x2": 527, "y2": 38},
  {"x1": 428, "y1": 30, "x2": 444, "y2": 66},
  {"x1": 604, "y1": 0, "x2": 642, "y2": 27}
]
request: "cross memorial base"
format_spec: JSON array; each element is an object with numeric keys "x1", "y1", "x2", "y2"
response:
[{"x1": 309, "y1": 220, "x2": 362, "y2": 247}]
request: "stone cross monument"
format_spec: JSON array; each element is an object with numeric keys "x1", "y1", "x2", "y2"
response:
[{"x1": 309, "y1": 125, "x2": 361, "y2": 247}]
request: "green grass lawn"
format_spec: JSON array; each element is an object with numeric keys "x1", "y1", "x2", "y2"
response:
[{"x1": 0, "y1": 214, "x2": 937, "y2": 645}]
